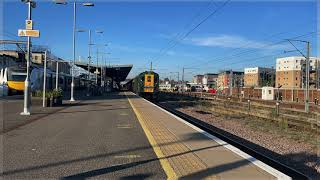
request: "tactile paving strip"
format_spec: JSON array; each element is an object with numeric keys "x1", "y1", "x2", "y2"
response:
[{"x1": 127, "y1": 92, "x2": 217, "y2": 179}]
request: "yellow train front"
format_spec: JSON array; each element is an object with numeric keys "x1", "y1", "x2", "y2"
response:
[
  {"x1": 3, "y1": 66, "x2": 86, "y2": 95},
  {"x1": 132, "y1": 71, "x2": 159, "y2": 100}
]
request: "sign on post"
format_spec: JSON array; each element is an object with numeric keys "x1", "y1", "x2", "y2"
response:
[
  {"x1": 25, "y1": 20, "x2": 33, "y2": 30},
  {"x1": 18, "y1": 29, "x2": 40, "y2": 38}
]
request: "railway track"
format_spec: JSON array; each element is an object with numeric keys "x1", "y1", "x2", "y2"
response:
[{"x1": 143, "y1": 97, "x2": 309, "y2": 180}]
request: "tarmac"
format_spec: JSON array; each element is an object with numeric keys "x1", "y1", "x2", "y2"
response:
[
  {"x1": 1, "y1": 92, "x2": 166, "y2": 179},
  {"x1": 0, "y1": 91, "x2": 290, "y2": 179}
]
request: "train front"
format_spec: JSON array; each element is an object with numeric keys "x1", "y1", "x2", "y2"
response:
[{"x1": 142, "y1": 72, "x2": 159, "y2": 100}]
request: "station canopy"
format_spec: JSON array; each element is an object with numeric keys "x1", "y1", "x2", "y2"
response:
[{"x1": 74, "y1": 62, "x2": 133, "y2": 82}]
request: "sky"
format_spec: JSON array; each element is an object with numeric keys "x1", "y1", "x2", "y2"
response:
[{"x1": 1, "y1": 0, "x2": 319, "y2": 81}]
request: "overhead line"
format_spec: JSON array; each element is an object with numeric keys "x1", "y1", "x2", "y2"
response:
[
  {"x1": 150, "y1": 0, "x2": 217, "y2": 61},
  {"x1": 185, "y1": 31, "x2": 316, "y2": 69},
  {"x1": 152, "y1": 0, "x2": 231, "y2": 66}
]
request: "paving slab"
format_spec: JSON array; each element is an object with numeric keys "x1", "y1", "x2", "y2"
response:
[
  {"x1": 1, "y1": 92, "x2": 166, "y2": 179},
  {"x1": 126, "y1": 92, "x2": 289, "y2": 179}
]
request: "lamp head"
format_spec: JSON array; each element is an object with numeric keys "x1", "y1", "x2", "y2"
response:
[
  {"x1": 53, "y1": 0, "x2": 67, "y2": 5},
  {"x1": 82, "y1": 2, "x2": 94, "y2": 6}
]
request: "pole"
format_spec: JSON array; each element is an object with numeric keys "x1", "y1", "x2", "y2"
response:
[
  {"x1": 42, "y1": 51, "x2": 47, "y2": 107},
  {"x1": 55, "y1": 61, "x2": 59, "y2": 90},
  {"x1": 96, "y1": 47, "x2": 98, "y2": 85},
  {"x1": 87, "y1": 29, "x2": 91, "y2": 96},
  {"x1": 88, "y1": 29, "x2": 91, "y2": 80},
  {"x1": 182, "y1": 67, "x2": 185, "y2": 92},
  {"x1": 229, "y1": 70, "x2": 233, "y2": 96},
  {"x1": 291, "y1": 62, "x2": 294, "y2": 102},
  {"x1": 305, "y1": 42, "x2": 310, "y2": 112},
  {"x1": 70, "y1": 0, "x2": 76, "y2": 102},
  {"x1": 21, "y1": 1, "x2": 32, "y2": 115}
]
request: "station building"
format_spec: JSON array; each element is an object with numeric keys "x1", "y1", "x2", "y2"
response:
[{"x1": 0, "y1": 50, "x2": 71, "y2": 75}]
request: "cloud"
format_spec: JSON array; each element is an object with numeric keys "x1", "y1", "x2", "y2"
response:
[
  {"x1": 188, "y1": 34, "x2": 289, "y2": 50},
  {"x1": 112, "y1": 44, "x2": 182, "y2": 56},
  {"x1": 111, "y1": 44, "x2": 159, "y2": 53}
]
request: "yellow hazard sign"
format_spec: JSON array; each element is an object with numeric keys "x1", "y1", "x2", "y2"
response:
[{"x1": 18, "y1": 29, "x2": 40, "y2": 38}]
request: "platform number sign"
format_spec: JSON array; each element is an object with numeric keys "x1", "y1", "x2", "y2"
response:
[{"x1": 26, "y1": 20, "x2": 33, "y2": 30}]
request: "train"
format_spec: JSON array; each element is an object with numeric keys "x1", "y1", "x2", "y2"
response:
[
  {"x1": 0, "y1": 65, "x2": 87, "y2": 95},
  {"x1": 131, "y1": 71, "x2": 159, "y2": 100}
]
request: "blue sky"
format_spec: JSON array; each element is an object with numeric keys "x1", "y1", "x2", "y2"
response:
[{"x1": 2, "y1": 0, "x2": 318, "y2": 80}]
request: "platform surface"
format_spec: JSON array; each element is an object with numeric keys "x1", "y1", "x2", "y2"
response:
[
  {"x1": 126, "y1": 91, "x2": 289, "y2": 179},
  {"x1": 1, "y1": 92, "x2": 289, "y2": 179},
  {"x1": 1, "y1": 93, "x2": 166, "y2": 179}
]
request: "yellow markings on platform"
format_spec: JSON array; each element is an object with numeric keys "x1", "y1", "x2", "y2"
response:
[
  {"x1": 119, "y1": 112, "x2": 128, "y2": 116},
  {"x1": 114, "y1": 155, "x2": 141, "y2": 159},
  {"x1": 127, "y1": 95, "x2": 177, "y2": 179},
  {"x1": 117, "y1": 124, "x2": 133, "y2": 129}
]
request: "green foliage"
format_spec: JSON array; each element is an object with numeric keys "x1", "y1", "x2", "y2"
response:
[
  {"x1": 46, "y1": 91, "x2": 53, "y2": 98},
  {"x1": 52, "y1": 88, "x2": 63, "y2": 97},
  {"x1": 33, "y1": 90, "x2": 43, "y2": 97},
  {"x1": 32, "y1": 88, "x2": 63, "y2": 98}
]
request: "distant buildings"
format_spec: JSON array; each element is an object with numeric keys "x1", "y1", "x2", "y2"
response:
[
  {"x1": 202, "y1": 73, "x2": 218, "y2": 90},
  {"x1": 193, "y1": 75, "x2": 204, "y2": 84},
  {"x1": 159, "y1": 78, "x2": 173, "y2": 91},
  {"x1": 244, "y1": 67, "x2": 274, "y2": 88},
  {"x1": 276, "y1": 56, "x2": 320, "y2": 89},
  {"x1": 217, "y1": 70, "x2": 244, "y2": 91}
]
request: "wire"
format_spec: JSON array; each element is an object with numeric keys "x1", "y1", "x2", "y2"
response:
[
  {"x1": 152, "y1": 0, "x2": 231, "y2": 66},
  {"x1": 149, "y1": 0, "x2": 217, "y2": 61},
  {"x1": 184, "y1": 31, "x2": 316, "y2": 69}
]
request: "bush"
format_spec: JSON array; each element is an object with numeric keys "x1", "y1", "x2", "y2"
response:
[
  {"x1": 33, "y1": 90, "x2": 43, "y2": 97},
  {"x1": 46, "y1": 91, "x2": 53, "y2": 98},
  {"x1": 52, "y1": 88, "x2": 63, "y2": 98}
]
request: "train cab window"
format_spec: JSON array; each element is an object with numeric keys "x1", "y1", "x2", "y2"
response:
[
  {"x1": 11, "y1": 75, "x2": 27, "y2": 81},
  {"x1": 147, "y1": 76, "x2": 151, "y2": 82}
]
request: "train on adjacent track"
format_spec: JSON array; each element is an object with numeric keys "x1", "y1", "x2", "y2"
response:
[
  {"x1": 0, "y1": 65, "x2": 86, "y2": 95},
  {"x1": 123, "y1": 71, "x2": 159, "y2": 100}
]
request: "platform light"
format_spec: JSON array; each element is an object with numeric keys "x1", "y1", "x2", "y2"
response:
[{"x1": 82, "y1": 3, "x2": 94, "y2": 6}]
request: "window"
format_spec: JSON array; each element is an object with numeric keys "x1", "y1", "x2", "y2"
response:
[{"x1": 268, "y1": 90, "x2": 272, "y2": 94}]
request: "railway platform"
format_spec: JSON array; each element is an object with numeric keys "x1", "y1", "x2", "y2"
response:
[
  {"x1": 126, "y1": 92, "x2": 290, "y2": 179},
  {"x1": 1, "y1": 92, "x2": 291, "y2": 179}
]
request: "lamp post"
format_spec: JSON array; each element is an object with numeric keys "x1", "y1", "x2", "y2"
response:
[
  {"x1": 76, "y1": 29, "x2": 103, "y2": 96},
  {"x1": 21, "y1": 0, "x2": 36, "y2": 116},
  {"x1": 94, "y1": 44, "x2": 107, "y2": 85},
  {"x1": 101, "y1": 52, "x2": 111, "y2": 89},
  {"x1": 55, "y1": 0, "x2": 94, "y2": 101},
  {"x1": 182, "y1": 67, "x2": 198, "y2": 92}
]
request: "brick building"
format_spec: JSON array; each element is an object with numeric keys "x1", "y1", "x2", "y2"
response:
[
  {"x1": 244, "y1": 67, "x2": 274, "y2": 87},
  {"x1": 217, "y1": 70, "x2": 244, "y2": 94},
  {"x1": 276, "y1": 56, "x2": 319, "y2": 89}
]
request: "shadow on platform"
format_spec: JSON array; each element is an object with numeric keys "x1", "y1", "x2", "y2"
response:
[{"x1": 2, "y1": 132, "x2": 225, "y2": 177}]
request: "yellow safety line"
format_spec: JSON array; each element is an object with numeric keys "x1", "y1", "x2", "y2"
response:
[{"x1": 127, "y1": 94, "x2": 177, "y2": 179}]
